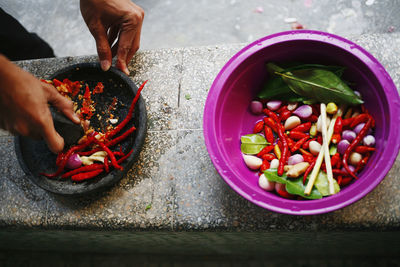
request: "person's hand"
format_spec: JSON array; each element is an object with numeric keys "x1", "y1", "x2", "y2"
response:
[
  {"x1": 80, "y1": 0, "x2": 144, "y2": 75},
  {"x1": 0, "y1": 55, "x2": 80, "y2": 153}
]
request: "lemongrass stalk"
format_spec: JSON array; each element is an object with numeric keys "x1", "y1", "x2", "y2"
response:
[
  {"x1": 304, "y1": 107, "x2": 344, "y2": 195},
  {"x1": 320, "y1": 103, "x2": 335, "y2": 194}
]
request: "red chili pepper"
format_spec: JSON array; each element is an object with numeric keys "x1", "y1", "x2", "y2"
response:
[
  {"x1": 331, "y1": 153, "x2": 341, "y2": 169},
  {"x1": 304, "y1": 114, "x2": 318, "y2": 123},
  {"x1": 104, "y1": 156, "x2": 110, "y2": 173},
  {"x1": 277, "y1": 125, "x2": 288, "y2": 176},
  {"x1": 299, "y1": 148, "x2": 313, "y2": 157},
  {"x1": 277, "y1": 140, "x2": 283, "y2": 151},
  {"x1": 317, "y1": 135, "x2": 323, "y2": 144},
  {"x1": 260, "y1": 160, "x2": 270, "y2": 172},
  {"x1": 116, "y1": 149, "x2": 133, "y2": 163},
  {"x1": 83, "y1": 84, "x2": 91, "y2": 99},
  {"x1": 337, "y1": 175, "x2": 343, "y2": 186},
  {"x1": 261, "y1": 153, "x2": 275, "y2": 161},
  {"x1": 277, "y1": 105, "x2": 288, "y2": 115},
  {"x1": 263, "y1": 108, "x2": 279, "y2": 122},
  {"x1": 303, "y1": 154, "x2": 315, "y2": 163},
  {"x1": 253, "y1": 120, "x2": 264, "y2": 133},
  {"x1": 61, "y1": 163, "x2": 104, "y2": 178},
  {"x1": 256, "y1": 145, "x2": 275, "y2": 157},
  {"x1": 355, "y1": 153, "x2": 370, "y2": 173},
  {"x1": 332, "y1": 169, "x2": 351, "y2": 177},
  {"x1": 79, "y1": 126, "x2": 136, "y2": 156},
  {"x1": 302, "y1": 138, "x2": 316, "y2": 150},
  {"x1": 311, "y1": 104, "x2": 320, "y2": 115},
  {"x1": 56, "y1": 152, "x2": 65, "y2": 167},
  {"x1": 342, "y1": 117, "x2": 354, "y2": 127},
  {"x1": 290, "y1": 136, "x2": 309, "y2": 153},
  {"x1": 331, "y1": 133, "x2": 341, "y2": 144},
  {"x1": 106, "y1": 80, "x2": 147, "y2": 139},
  {"x1": 279, "y1": 110, "x2": 292, "y2": 122},
  {"x1": 280, "y1": 110, "x2": 292, "y2": 121},
  {"x1": 264, "y1": 125, "x2": 274, "y2": 144},
  {"x1": 285, "y1": 134, "x2": 295, "y2": 148},
  {"x1": 93, "y1": 139, "x2": 123, "y2": 170},
  {"x1": 334, "y1": 116, "x2": 343, "y2": 134},
  {"x1": 263, "y1": 117, "x2": 277, "y2": 132},
  {"x1": 340, "y1": 177, "x2": 353, "y2": 186},
  {"x1": 350, "y1": 113, "x2": 369, "y2": 128},
  {"x1": 53, "y1": 78, "x2": 62, "y2": 87},
  {"x1": 288, "y1": 131, "x2": 308, "y2": 140},
  {"x1": 71, "y1": 169, "x2": 104, "y2": 182},
  {"x1": 291, "y1": 122, "x2": 311, "y2": 133},
  {"x1": 41, "y1": 137, "x2": 95, "y2": 178},
  {"x1": 93, "y1": 82, "x2": 104, "y2": 94},
  {"x1": 342, "y1": 115, "x2": 373, "y2": 179},
  {"x1": 354, "y1": 146, "x2": 376, "y2": 153},
  {"x1": 303, "y1": 159, "x2": 316, "y2": 184}
]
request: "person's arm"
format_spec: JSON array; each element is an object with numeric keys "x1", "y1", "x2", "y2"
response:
[
  {"x1": 80, "y1": 0, "x2": 144, "y2": 75},
  {"x1": 0, "y1": 54, "x2": 80, "y2": 153}
]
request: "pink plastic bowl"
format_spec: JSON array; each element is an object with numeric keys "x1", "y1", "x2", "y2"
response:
[{"x1": 203, "y1": 30, "x2": 400, "y2": 215}]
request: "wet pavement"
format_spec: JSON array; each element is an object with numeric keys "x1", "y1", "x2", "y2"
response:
[{"x1": 2, "y1": 0, "x2": 400, "y2": 57}]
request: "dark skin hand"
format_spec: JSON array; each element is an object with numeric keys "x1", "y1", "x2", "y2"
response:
[
  {"x1": 0, "y1": 55, "x2": 80, "y2": 153},
  {"x1": 0, "y1": 1, "x2": 144, "y2": 153},
  {"x1": 80, "y1": 0, "x2": 144, "y2": 75}
]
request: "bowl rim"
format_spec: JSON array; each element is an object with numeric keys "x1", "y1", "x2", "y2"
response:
[
  {"x1": 15, "y1": 62, "x2": 147, "y2": 196},
  {"x1": 203, "y1": 30, "x2": 400, "y2": 215}
]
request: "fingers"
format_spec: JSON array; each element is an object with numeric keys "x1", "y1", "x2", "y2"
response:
[
  {"x1": 89, "y1": 21, "x2": 112, "y2": 71},
  {"x1": 107, "y1": 25, "x2": 120, "y2": 49},
  {"x1": 44, "y1": 83, "x2": 80, "y2": 124},
  {"x1": 41, "y1": 118, "x2": 65, "y2": 154},
  {"x1": 126, "y1": 22, "x2": 142, "y2": 63},
  {"x1": 115, "y1": 27, "x2": 136, "y2": 75},
  {"x1": 116, "y1": 8, "x2": 144, "y2": 75}
]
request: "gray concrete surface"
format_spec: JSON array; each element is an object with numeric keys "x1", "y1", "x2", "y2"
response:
[
  {"x1": 1, "y1": 33, "x2": 400, "y2": 233},
  {"x1": 2, "y1": 0, "x2": 400, "y2": 57}
]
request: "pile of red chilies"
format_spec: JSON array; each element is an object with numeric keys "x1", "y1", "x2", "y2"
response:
[
  {"x1": 41, "y1": 80, "x2": 148, "y2": 182},
  {"x1": 253, "y1": 103, "x2": 375, "y2": 187}
]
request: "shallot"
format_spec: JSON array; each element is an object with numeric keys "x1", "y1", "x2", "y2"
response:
[
  {"x1": 337, "y1": 140, "x2": 350, "y2": 155},
  {"x1": 349, "y1": 152, "x2": 362, "y2": 165},
  {"x1": 363, "y1": 135, "x2": 375, "y2": 146},
  {"x1": 293, "y1": 105, "x2": 312, "y2": 119},
  {"x1": 288, "y1": 154, "x2": 304, "y2": 166},
  {"x1": 250, "y1": 100, "x2": 263, "y2": 114},
  {"x1": 266, "y1": 100, "x2": 282, "y2": 111},
  {"x1": 342, "y1": 130, "x2": 356, "y2": 142},
  {"x1": 65, "y1": 153, "x2": 82, "y2": 169}
]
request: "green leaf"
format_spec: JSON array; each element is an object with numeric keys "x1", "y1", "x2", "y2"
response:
[
  {"x1": 263, "y1": 169, "x2": 287, "y2": 184},
  {"x1": 275, "y1": 69, "x2": 363, "y2": 105},
  {"x1": 281, "y1": 64, "x2": 346, "y2": 77},
  {"x1": 185, "y1": 94, "x2": 191, "y2": 100},
  {"x1": 240, "y1": 134, "x2": 268, "y2": 154},
  {"x1": 257, "y1": 63, "x2": 305, "y2": 100},
  {"x1": 263, "y1": 169, "x2": 322, "y2": 199},
  {"x1": 285, "y1": 177, "x2": 323, "y2": 200},
  {"x1": 314, "y1": 171, "x2": 340, "y2": 196}
]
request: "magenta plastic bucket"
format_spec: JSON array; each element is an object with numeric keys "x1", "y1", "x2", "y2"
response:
[{"x1": 203, "y1": 30, "x2": 400, "y2": 215}]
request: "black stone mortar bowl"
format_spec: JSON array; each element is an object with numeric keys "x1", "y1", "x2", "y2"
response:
[{"x1": 15, "y1": 63, "x2": 147, "y2": 196}]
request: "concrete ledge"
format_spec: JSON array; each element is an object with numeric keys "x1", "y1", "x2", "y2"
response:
[{"x1": 1, "y1": 34, "x2": 400, "y2": 234}]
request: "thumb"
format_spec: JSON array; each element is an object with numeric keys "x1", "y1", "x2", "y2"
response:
[{"x1": 90, "y1": 22, "x2": 112, "y2": 71}]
